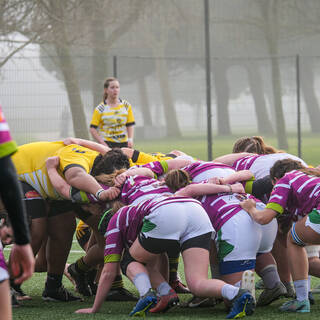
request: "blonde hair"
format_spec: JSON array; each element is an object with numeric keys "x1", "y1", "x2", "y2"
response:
[
  {"x1": 95, "y1": 168, "x2": 126, "y2": 187},
  {"x1": 232, "y1": 136, "x2": 280, "y2": 154},
  {"x1": 103, "y1": 77, "x2": 119, "y2": 101}
]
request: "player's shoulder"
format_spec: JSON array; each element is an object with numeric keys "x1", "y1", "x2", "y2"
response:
[
  {"x1": 119, "y1": 98, "x2": 131, "y2": 109},
  {"x1": 96, "y1": 102, "x2": 105, "y2": 113}
]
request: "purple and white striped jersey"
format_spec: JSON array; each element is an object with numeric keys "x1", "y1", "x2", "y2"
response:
[
  {"x1": 119, "y1": 175, "x2": 172, "y2": 206},
  {"x1": 104, "y1": 195, "x2": 202, "y2": 262},
  {"x1": 104, "y1": 205, "x2": 146, "y2": 263},
  {"x1": 0, "y1": 106, "x2": 17, "y2": 158},
  {"x1": 199, "y1": 193, "x2": 263, "y2": 232},
  {"x1": 266, "y1": 170, "x2": 320, "y2": 218},
  {"x1": 182, "y1": 161, "x2": 236, "y2": 182},
  {"x1": 233, "y1": 154, "x2": 307, "y2": 179}
]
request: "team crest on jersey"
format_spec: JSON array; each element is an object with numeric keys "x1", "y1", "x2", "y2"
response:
[
  {"x1": 235, "y1": 194, "x2": 247, "y2": 201},
  {"x1": 25, "y1": 190, "x2": 41, "y2": 199}
]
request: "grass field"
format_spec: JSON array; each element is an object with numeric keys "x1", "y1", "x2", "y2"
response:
[
  {"x1": 7, "y1": 133, "x2": 320, "y2": 319},
  {"x1": 6, "y1": 239, "x2": 320, "y2": 320},
  {"x1": 134, "y1": 132, "x2": 320, "y2": 166}
]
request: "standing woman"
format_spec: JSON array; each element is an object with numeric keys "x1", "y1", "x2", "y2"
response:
[{"x1": 90, "y1": 78, "x2": 135, "y2": 148}]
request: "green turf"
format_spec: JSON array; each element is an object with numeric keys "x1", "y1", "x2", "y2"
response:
[
  {"x1": 134, "y1": 132, "x2": 320, "y2": 166},
  {"x1": 8, "y1": 240, "x2": 320, "y2": 319}
]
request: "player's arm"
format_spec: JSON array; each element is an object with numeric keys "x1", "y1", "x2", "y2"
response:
[
  {"x1": 75, "y1": 262, "x2": 118, "y2": 313},
  {"x1": 214, "y1": 152, "x2": 252, "y2": 165},
  {"x1": 0, "y1": 156, "x2": 30, "y2": 245},
  {"x1": 63, "y1": 137, "x2": 111, "y2": 155},
  {"x1": 64, "y1": 167, "x2": 119, "y2": 202},
  {"x1": 0, "y1": 156, "x2": 34, "y2": 283},
  {"x1": 126, "y1": 125, "x2": 134, "y2": 148},
  {"x1": 240, "y1": 198, "x2": 277, "y2": 224},
  {"x1": 166, "y1": 158, "x2": 193, "y2": 170},
  {"x1": 219, "y1": 170, "x2": 254, "y2": 185},
  {"x1": 46, "y1": 156, "x2": 71, "y2": 199},
  {"x1": 175, "y1": 182, "x2": 244, "y2": 197}
]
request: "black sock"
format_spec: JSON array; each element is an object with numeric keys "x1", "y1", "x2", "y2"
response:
[{"x1": 46, "y1": 273, "x2": 63, "y2": 289}]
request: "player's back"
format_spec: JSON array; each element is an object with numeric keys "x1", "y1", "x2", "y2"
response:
[{"x1": 12, "y1": 141, "x2": 65, "y2": 174}]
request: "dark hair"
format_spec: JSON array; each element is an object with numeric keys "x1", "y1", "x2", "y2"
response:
[
  {"x1": 165, "y1": 169, "x2": 191, "y2": 193},
  {"x1": 232, "y1": 136, "x2": 279, "y2": 154},
  {"x1": 270, "y1": 159, "x2": 320, "y2": 182},
  {"x1": 91, "y1": 149, "x2": 130, "y2": 176},
  {"x1": 103, "y1": 77, "x2": 119, "y2": 102}
]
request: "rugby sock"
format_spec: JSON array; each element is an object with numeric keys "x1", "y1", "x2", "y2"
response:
[
  {"x1": 157, "y1": 282, "x2": 171, "y2": 296},
  {"x1": 111, "y1": 275, "x2": 124, "y2": 290},
  {"x1": 46, "y1": 273, "x2": 63, "y2": 289},
  {"x1": 133, "y1": 273, "x2": 152, "y2": 297},
  {"x1": 75, "y1": 257, "x2": 91, "y2": 273},
  {"x1": 168, "y1": 254, "x2": 179, "y2": 282},
  {"x1": 308, "y1": 275, "x2": 311, "y2": 292},
  {"x1": 294, "y1": 279, "x2": 308, "y2": 301},
  {"x1": 260, "y1": 264, "x2": 281, "y2": 289},
  {"x1": 221, "y1": 284, "x2": 239, "y2": 300}
]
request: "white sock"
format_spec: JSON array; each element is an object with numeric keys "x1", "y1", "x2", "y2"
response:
[
  {"x1": 157, "y1": 282, "x2": 171, "y2": 296},
  {"x1": 133, "y1": 273, "x2": 152, "y2": 297},
  {"x1": 294, "y1": 279, "x2": 308, "y2": 301},
  {"x1": 221, "y1": 284, "x2": 239, "y2": 300},
  {"x1": 308, "y1": 276, "x2": 311, "y2": 292}
]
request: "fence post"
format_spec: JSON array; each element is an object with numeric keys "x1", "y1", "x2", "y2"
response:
[
  {"x1": 204, "y1": 0, "x2": 213, "y2": 161},
  {"x1": 296, "y1": 54, "x2": 301, "y2": 158},
  {"x1": 113, "y1": 56, "x2": 117, "y2": 78}
]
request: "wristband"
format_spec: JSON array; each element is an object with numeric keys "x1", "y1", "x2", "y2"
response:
[
  {"x1": 127, "y1": 138, "x2": 133, "y2": 142},
  {"x1": 95, "y1": 188, "x2": 105, "y2": 200}
]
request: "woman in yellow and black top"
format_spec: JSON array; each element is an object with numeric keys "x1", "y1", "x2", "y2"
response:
[{"x1": 90, "y1": 77, "x2": 135, "y2": 149}]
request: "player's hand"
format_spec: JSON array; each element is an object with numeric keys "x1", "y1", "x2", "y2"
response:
[
  {"x1": 231, "y1": 183, "x2": 245, "y2": 194},
  {"x1": 46, "y1": 156, "x2": 60, "y2": 169},
  {"x1": 99, "y1": 187, "x2": 120, "y2": 201},
  {"x1": 75, "y1": 308, "x2": 96, "y2": 314},
  {"x1": 63, "y1": 137, "x2": 80, "y2": 145},
  {"x1": 208, "y1": 177, "x2": 222, "y2": 185},
  {"x1": 10, "y1": 243, "x2": 35, "y2": 284},
  {"x1": 114, "y1": 173, "x2": 127, "y2": 187},
  {"x1": 240, "y1": 198, "x2": 256, "y2": 212}
]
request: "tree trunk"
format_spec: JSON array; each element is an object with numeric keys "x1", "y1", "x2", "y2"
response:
[
  {"x1": 50, "y1": 1, "x2": 89, "y2": 139},
  {"x1": 300, "y1": 59, "x2": 320, "y2": 133},
  {"x1": 264, "y1": 1, "x2": 288, "y2": 149},
  {"x1": 90, "y1": 11, "x2": 109, "y2": 108},
  {"x1": 245, "y1": 62, "x2": 274, "y2": 135},
  {"x1": 154, "y1": 57, "x2": 181, "y2": 137},
  {"x1": 212, "y1": 61, "x2": 231, "y2": 135},
  {"x1": 138, "y1": 76, "x2": 152, "y2": 126}
]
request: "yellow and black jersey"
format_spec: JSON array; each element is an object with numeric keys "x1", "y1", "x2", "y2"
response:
[
  {"x1": 129, "y1": 150, "x2": 176, "y2": 167},
  {"x1": 90, "y1": 99, "x2": 135, "y2": 143},
  {"x1": 12, "y1": 141, "x2": 65, "y2": 199},
  {"x1": 56, "y1": 144, "x2": 99, "y2": 174}
]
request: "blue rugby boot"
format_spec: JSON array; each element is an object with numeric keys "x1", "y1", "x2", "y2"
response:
[{"x1": 129, "y1": 289, "x2": 157, "y2": 317}]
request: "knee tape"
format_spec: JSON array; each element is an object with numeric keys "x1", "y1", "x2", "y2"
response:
[{"x1": 291, "y1": 223, "x2": 306, "y2": 247}]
